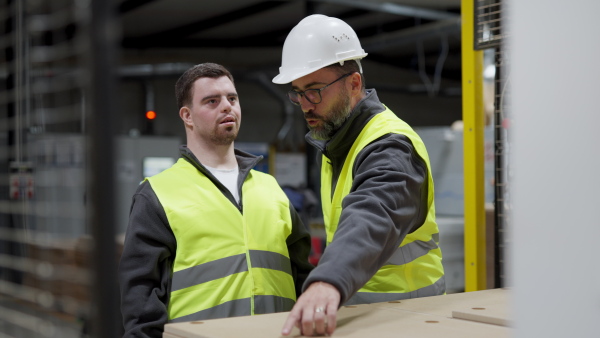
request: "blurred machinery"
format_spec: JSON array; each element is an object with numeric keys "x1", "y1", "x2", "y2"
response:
[
  {"x1": 1, "y1": 0, "x2": 123, "y2": 336},
  {"x1": 115, "y1": 136, "x2": 181, "y2": 235},
  {"x1": 415, "y1": 125, "x2": 495, "y2": 292}
]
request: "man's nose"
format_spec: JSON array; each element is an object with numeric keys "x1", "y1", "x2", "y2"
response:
[
  {"x1": 220, "y1": 97, "x2": 232, "y2": 111},
  {"x1": 299, "y1": 96, "x2": 315, "y2": 113}
]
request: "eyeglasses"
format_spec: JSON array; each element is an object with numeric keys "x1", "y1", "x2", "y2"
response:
[{"x1": 287, "y1": 73, "x2": 353, "y2": 106}]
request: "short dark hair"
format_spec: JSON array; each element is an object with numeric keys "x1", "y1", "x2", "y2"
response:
[
  {"x1": 325, "y1": 60, "x2": 366, "y2": 92},
  {"x1": 175, "y1": 63, "x2": 235, "y2": 108}
]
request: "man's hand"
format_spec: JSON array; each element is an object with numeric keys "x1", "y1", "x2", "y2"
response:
[{"x1": 281, "y1": 281, "x2": 341, "y2": 336}]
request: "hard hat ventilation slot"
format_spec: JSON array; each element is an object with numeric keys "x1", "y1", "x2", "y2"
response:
[{"x1": 332, "y1": 33, "x2": 350, "y2": 42}]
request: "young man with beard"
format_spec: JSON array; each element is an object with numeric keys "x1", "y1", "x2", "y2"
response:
[
  {"x1": 272, "y1": 15, "x2": 446, "y2": 336},
  {"x1": 119, "y1": 63, "x2": 313, "y2": 338}
]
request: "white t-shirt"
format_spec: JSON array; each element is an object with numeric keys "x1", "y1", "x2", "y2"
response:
[{"x1": 205, "y1": 165, "x2": 240, "y2": 204}]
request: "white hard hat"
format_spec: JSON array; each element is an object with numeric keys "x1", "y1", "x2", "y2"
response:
[{"x1": 272, "y1": 14, "x2": 368, "y2": 84}]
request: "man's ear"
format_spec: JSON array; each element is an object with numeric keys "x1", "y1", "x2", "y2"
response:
[
  {"x1": 179, "y1": 106, "x2": 192, "y2": 126},
  {"x1": 349, "y1": 72, "x2": 362, "y2": 94}
]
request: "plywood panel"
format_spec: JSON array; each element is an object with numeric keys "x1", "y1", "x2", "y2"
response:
[
  {"x1": 164, "y1": 301, "x2": 510, "y2": 338},
  {"x1": 163, "y1": 333, "x2": 185, "y2": 338},
  {"x1": 164, "y1": 312, "x2": 293, "y2": 338},
  {"x1": 320, "y1": 306, "x2": 510, "y2": 338},
  {"x1": 372, "y1": 288, "x2": 510, "y2": 319},
  {"x1": 452, "y1": 304, "x2": 510, "y2": 326}
]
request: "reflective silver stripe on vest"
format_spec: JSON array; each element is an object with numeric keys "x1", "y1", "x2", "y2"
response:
[
  {"x1": 344, "y1": 275, "x2": 446, "y2": 305},
  {"x1": 171, "y1": 254, "x2": 248, "y2": 292},
  {"x1": 385, "y1": 234, "x2": 440, "y2": 266},
  {"x1": 254, "y1": 295, "x2": 295, "y2": 314},
  {"x1": 169, "y1": 298, "x2": 251, "y2": 323},
  {"x1": 249, "y1": 250, "x2": 293, "y2": 276}
]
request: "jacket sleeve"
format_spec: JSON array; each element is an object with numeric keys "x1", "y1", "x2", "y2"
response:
[
  {"x1": 303, "y1": 134, "x2": 429, "y2": 304},
  {"x1": 286, "y1": 204, "x2": 314, "y2": 298},
  {"x1": 119, "y1": 181, "x2": 176, "y2": 338}
]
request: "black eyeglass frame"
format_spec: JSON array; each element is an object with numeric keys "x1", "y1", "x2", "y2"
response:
[{"x1": 287, "y1": 73, "x2": 353, "y2": 106}]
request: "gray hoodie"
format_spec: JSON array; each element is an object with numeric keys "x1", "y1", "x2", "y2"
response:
[{"x1": 303, "y1": 89, "x2": 437, "y2": 305}]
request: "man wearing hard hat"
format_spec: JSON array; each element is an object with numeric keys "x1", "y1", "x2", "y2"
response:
[{"x1": 273, "y1": 15, "x2": 446, "y2": 336}]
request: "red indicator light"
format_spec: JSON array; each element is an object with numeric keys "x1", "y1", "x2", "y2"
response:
[{"x1": 146, "y1": 111, "x2": 157, "y2": 120}]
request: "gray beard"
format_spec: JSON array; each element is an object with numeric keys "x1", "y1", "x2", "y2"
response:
[{"x1": 309, "y1": 91, "x2": 352, "y2": 141}]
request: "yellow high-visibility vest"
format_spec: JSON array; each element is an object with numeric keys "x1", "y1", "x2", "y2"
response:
[
  {"x1": 321, "y1": 108, "x2": 445, "y2": 303},
  {"x1": 148, "y1": 158, "x2": 297, "y2": 322}
]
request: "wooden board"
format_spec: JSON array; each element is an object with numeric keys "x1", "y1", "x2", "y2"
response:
[
  {"x1": 372, "y1": 288, "x2": 511, "y2": 319},
  {"x1": 164, "y1": 294, "x2": 511, "y2": 338},
  {"x1": 323, "y1": 305, "x2": 510, "y2": 338},
  {"x1": 163, "y1": 333, "x2": 185, "y2": 338},
  {"x1": 452, "y1": 303, "x2": 511, "y2": 326},
  {"x1": 164, "y1": 312, "x2": 292, "y2": 338}
]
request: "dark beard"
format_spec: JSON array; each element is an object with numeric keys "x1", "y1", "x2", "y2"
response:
[
  {"x1": 308, "y1": 89, "x2": 352, "y2": 141},
  {"x1": 210, "y1": 124, "x2": 238, "y2": 145}
]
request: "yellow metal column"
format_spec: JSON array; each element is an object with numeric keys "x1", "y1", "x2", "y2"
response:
[{"x1": 461, "y1": 0, "x2": 486, "y2": 291}]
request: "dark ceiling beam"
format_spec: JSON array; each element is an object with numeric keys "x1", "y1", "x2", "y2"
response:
[
  {"x1": 122, "y1": 1, "x2": 288, "y2": 48},
  {"x1": 354, "y1": 17, "x2": 433, "y2": 39},
  {"x1": 361, "y1": 18, "x2": 461, "y2": 53},
  {"x1": 234, "y1": 8, "x2": 370, "y2": 46},
  {"x1": 367, "y1": 52, "x2": 463, "y2": 82},
  {"x1": 328, "y1": 8, "x2": 370, "y2": 20},
  {"x1": 123, "y1": 38, "x2": 276, "y2": 49},
  {"x1": 118, "y1": 1, "x2": 462, "y2": 81},
  {"x1": 223, "y1": 8, "x2": 370, "y2": 47},
  {"x1": 121, "y1": 17, "x2": 442, "y2": 49},
  {"x1": 305, "y1": 0, "x2": 318, "y2": 16},
  {"x1": 371, "y1": 81, "x2": 462, "y2": 97},
  {"x1": 225, "y1": 13, "x2": 422, "y2": 48},
  {"x1": 313, "y1": 0, "x2": 459, "y2": 20},
  {"x1": 122, "y1": 7, "x2": 371, "y2": 49},
  {"x1": 118, "y1": 0, "x2": 157, "y2": 14}
]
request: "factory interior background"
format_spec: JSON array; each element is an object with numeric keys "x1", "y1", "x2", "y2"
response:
[{"x1": 1, "y1": 0, "x2": 598, "y2": 337}]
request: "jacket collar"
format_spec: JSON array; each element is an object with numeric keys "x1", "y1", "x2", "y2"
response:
[
  {"x1": 305, "y1": 89, "x2": 386, "y2": 162},
  {"x1": 179, "y1": 145, "x2": 263, "y2": 180}
]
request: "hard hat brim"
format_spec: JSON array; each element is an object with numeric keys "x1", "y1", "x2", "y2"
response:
[
  {"x1": 271, "y1": 73, "x2": 297, "y2": 85},
  {"x1": 272, "y1": 54, "x2": 367, "y2": 84}
]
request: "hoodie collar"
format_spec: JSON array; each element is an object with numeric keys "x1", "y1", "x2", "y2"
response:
[
  {"x1": 179, "y1": 145, "x2": 263, "y2": 177},
  {"x1": 305, "y1": 89, "x2": 386, "y2": 161}
]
